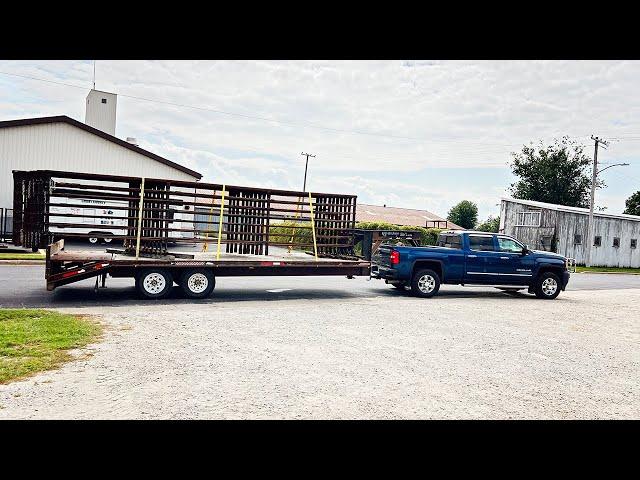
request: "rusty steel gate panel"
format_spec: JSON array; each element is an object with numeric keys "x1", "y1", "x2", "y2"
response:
[{"x1": 12, "y1": 170, "x2": 358, "y2": 257}]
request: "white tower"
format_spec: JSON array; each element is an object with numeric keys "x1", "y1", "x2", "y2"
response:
[{"x1": 85, "y1": 89, "x2": 117, "y2": 136}]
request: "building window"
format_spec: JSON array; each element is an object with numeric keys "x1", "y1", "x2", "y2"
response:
[
  {"x1": 574, "y1": 234, "x2": 582, "y2": 245},
  {"x1": 613, "y1": 237, "x2": 620, "y2": 248},
  {"x1": 594, "y1": 236, "x2": 602, "y2": 247},
  {"x1": 516, "y1": 210, "x2": 541, "y2": 227},
  {"x1": 632, "y1": 239, "x2": 637, "y2": 249},
  {"x1": 540, "y1": 235, "x2": 553, "y2": 251},
  {"x1": 101, "y1": 98, "x2": 107, "y2": 104}
]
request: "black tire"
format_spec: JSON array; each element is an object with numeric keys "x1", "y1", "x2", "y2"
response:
[
  {"x1": 135, "y1": 269, "x2": 173, "y2": 299},
  {"x1": 31, "y1": 246, "x2": 40, "y2": 253},
  {"x1": 180, "y1": 268, "x2": 215, "y2": 299},
  {"x1": 534, "y1": 271, "x2": 561, "y2": 300},
  {"x1": 410, "y1": 268, "x2": 441, "y2": 298}
]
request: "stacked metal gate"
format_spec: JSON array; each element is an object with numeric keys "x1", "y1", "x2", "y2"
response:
[{"x1": 12, "y1": 170, "x2": 357, "y2": 258}]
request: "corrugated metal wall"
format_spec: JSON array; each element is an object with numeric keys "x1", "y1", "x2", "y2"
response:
[
  {"x1": 556, "y1": 211, "x2": 640, "y2": 267},
  {"x1": 0, "y1": 122, "x2": 198, "y2": 208},
  {"x1": 502, "y1": 199, "x2": 640, "y2": 267}
]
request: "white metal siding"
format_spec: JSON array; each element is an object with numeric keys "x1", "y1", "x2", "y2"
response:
[
  {"x1": 0, "y1": 122, "x2": 197, "y2": 208},
  {"x1": 85, "y1": 90, "x2": 117, "y2": 135},
  {"x1": 502, "y1": 199, "x2": 640, "y2": 268}
]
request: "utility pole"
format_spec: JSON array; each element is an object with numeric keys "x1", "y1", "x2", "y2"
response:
[
  {"x1": 301, "y1": 152, "x2": 315, "y2": 192},
  {"x1": 585, "y1": 136, "x2": 608, "y2": 267}
]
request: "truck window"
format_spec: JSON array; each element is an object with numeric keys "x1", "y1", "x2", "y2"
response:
[
  {"x1": 497, "y1": 237, "x2": 523, "y2": 253},
  {"x1": 437, "y1": 234, "x2": 462, "y2": 249},
  {"x1": 468, "y1": 235, "x2": 495, "y2": 251}
]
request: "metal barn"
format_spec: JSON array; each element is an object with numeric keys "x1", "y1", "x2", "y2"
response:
[
  {"x1": 0, "y1": 89, "x2": 201, "y2": 243},
  {"x1": 499, "y1": 198, "x2": 640, "y2": 268}
]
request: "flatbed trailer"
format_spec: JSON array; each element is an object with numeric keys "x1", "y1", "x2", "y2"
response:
[
  {"x1": 45, "y1": 239, "x2": 370, "y2": 297},
  {"x1": 14, "y1": 169, "x2": 371, "y2": 299}
]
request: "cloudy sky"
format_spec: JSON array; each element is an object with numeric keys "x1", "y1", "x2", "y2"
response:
[{"x1": 1, "y1": 60, "x2": 639, "y2": 221}]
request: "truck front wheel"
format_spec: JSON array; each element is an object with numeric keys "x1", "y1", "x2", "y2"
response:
[
  {"x1": 180, "y1": 268, "x2": 215, "y2": 299},
  {"x1": 534, "y1": 272, "x2": 561, "y2": 300},
  {"x1": 411, "y1": 268, "x2": 441, "y2": 298},
  {"x1": 136, "y1": 269, "x2": 173, "y2": 299}
]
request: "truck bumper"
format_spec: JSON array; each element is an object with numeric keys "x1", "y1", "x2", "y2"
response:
[
  {"x1": 561, "y1": 270, "x2": 570, "y2": 290},
  {"x1": 371, "y1": 265, "x2": 399, "y2": 280}
]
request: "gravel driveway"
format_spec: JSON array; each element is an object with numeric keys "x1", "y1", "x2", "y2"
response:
[{"x1": 1, "y1": 288, "x2": 638, "y2": 419}]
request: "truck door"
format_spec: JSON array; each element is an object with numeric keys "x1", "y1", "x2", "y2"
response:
[
  {"x1": 495, "y1": 236, "x2": 534, "y2": 284},
  {"x1": 465, "y1": 234, "x2": 502, "y2": 283}
]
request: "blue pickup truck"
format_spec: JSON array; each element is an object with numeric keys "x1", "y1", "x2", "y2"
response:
[{"x1": 371, "y1": 230, "x2": 570, "y2": 299}]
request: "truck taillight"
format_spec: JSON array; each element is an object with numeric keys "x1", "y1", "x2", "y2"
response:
[{"x1": 390, "y1": 250, "x2": 400, "y2": 265}]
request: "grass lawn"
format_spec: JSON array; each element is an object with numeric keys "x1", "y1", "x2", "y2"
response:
[
  {"x1": 0, "y1": 252, "x2": 45, "y2": 260},
  {"x1": 0, "y1": 309, "x2": 101, "y2": 384},
  {"x1": 576, "y1": 266, "x2": 640, "y2": 274}
]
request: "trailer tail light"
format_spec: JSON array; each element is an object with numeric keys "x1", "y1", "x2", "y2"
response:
[{"x1": 390, "y1": 250, "x2": 400, "y2": 265}]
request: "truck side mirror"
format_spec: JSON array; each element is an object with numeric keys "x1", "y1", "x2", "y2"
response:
[{"x1": 521, "y1": 245, "x2": 529, "y2": 255}]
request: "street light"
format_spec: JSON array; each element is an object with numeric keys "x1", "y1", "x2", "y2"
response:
[{"x1": 597, "y1": 163, "x2": 630, "y2": 175}]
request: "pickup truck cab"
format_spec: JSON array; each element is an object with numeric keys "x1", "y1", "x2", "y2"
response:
[{"x1": 371, "y1": 230, "x2": 570, "y2": 299}]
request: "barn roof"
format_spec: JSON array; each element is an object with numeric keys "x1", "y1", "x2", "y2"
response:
[
  {"x1": 356, "y1": 203, "x2": 464, "y2": 229},
  {"x1": 0, "y1": 115, "x2": 202, "y2": 179},
  {"x1": 501, "y1": 197, "x2": 640, "y2": 222}
]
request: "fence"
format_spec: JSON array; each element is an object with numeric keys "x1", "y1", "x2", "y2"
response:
[{"x1": 12, "y1": 170, "x2": 358, "y2": 258}]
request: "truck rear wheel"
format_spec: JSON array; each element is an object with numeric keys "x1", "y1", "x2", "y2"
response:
[
  {"x1": 136, "y1": 269, "x2": 173, "y2": 299},
  {"x1": 534, "y1": 272, "x2": 561, "y2": 300},
  {"x1": 180, "y1": 268, "x2": 215, "y2": 299},
  {"x1": 411, "y1": 268, "x2": 441, "y2": 298}
]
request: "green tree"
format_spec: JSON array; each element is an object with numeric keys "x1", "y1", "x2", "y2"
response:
[
  {"x1": 624, "y1": 191, "x2": 640, "y2": 216},
  {"x1": 476, "y1": 215, "x2": 500, "y2": 232},
  {"x1": 447, "y1": 200, "x2": 478, "y2": 229},
  {"x1": 509, "y1": 136, "x2": 602, "y2": 208}
]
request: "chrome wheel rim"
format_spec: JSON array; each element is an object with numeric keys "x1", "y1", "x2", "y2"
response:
[
  {"x1": 541, "y1": 277, "x2": 558, "y2": 296},
  {"x1": 143, "y1": 273, "x2": 166, "y2": 294},
  {"x1": 103, "y1": 237, "x2": 112, "y2": 243},
  {"x1": 187, "y1": 273, "x2": 208, "y2": 294},
  {"x1": 88, "y1": 237, "x2": 98, "y2": 244},
  {"x1": 417, "y1": 274, "x2": 436, "y2": 293}
]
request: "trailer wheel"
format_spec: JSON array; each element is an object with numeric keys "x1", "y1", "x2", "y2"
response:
[
  {"x1": 180, "y1": 268, "x2": 215, "y2": 299},
  {"x1": 411, "y1": 268, "x2": 441, "y2": 298},
  {"x1": 88, "y1": 236, "x2": 99, "y2": 244},
  {"x1": 136, "y1": 269, "x2": 173, "y2": 299}
]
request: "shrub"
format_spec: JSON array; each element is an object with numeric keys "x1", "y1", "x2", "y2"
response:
[
  {"x1": 355, "y1": 221, "x2": 443, "y2": 246},
  {"x1": 269, "y1": 220, "x2": 313, "y2": 249}
]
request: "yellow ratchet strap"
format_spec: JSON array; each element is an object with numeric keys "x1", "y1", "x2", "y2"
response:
[
  {"x1": 216, "y1": 185, "x2": 226, "y2": 260},
  {"x1": 135, "y1": 177, "x2": 145, "y2": 259},
  {"x1": 308, "y1": 191, "x2": 318, "y2": 262}
]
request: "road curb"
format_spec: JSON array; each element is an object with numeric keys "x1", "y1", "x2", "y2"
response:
[
  {"x1": 0, "y1": 260, "x2": 45, "y2": 265},
  {"x1": 576, "y1": 271, "x2": 640, "y2": 275}
]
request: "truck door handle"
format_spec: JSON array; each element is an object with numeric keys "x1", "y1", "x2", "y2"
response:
[
  {"x1": 500, "y1": 256, "x2": 509, "y2": 260},
  {"x1": 467, "y1": 255, "x2": 477, "y2": 258}
]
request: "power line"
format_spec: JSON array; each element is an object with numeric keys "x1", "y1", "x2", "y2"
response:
[{"x1": 0, "y1": 69, "x2": 561, "y2": 148}]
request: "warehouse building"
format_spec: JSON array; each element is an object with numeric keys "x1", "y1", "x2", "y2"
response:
[
  {"x1": 500, "y1": 197, "x2": 640, "y2": 267},
  {"x1": 0, "y1": 89, "x2": 202, "y2": 242},
  {"x1": 356, "y1": 203, "x2": 463, "y2": 230}
]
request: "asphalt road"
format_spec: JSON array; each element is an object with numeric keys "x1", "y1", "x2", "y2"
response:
[{"x1": 1, "y1": 263, "x2": 639, "y2": 308}]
